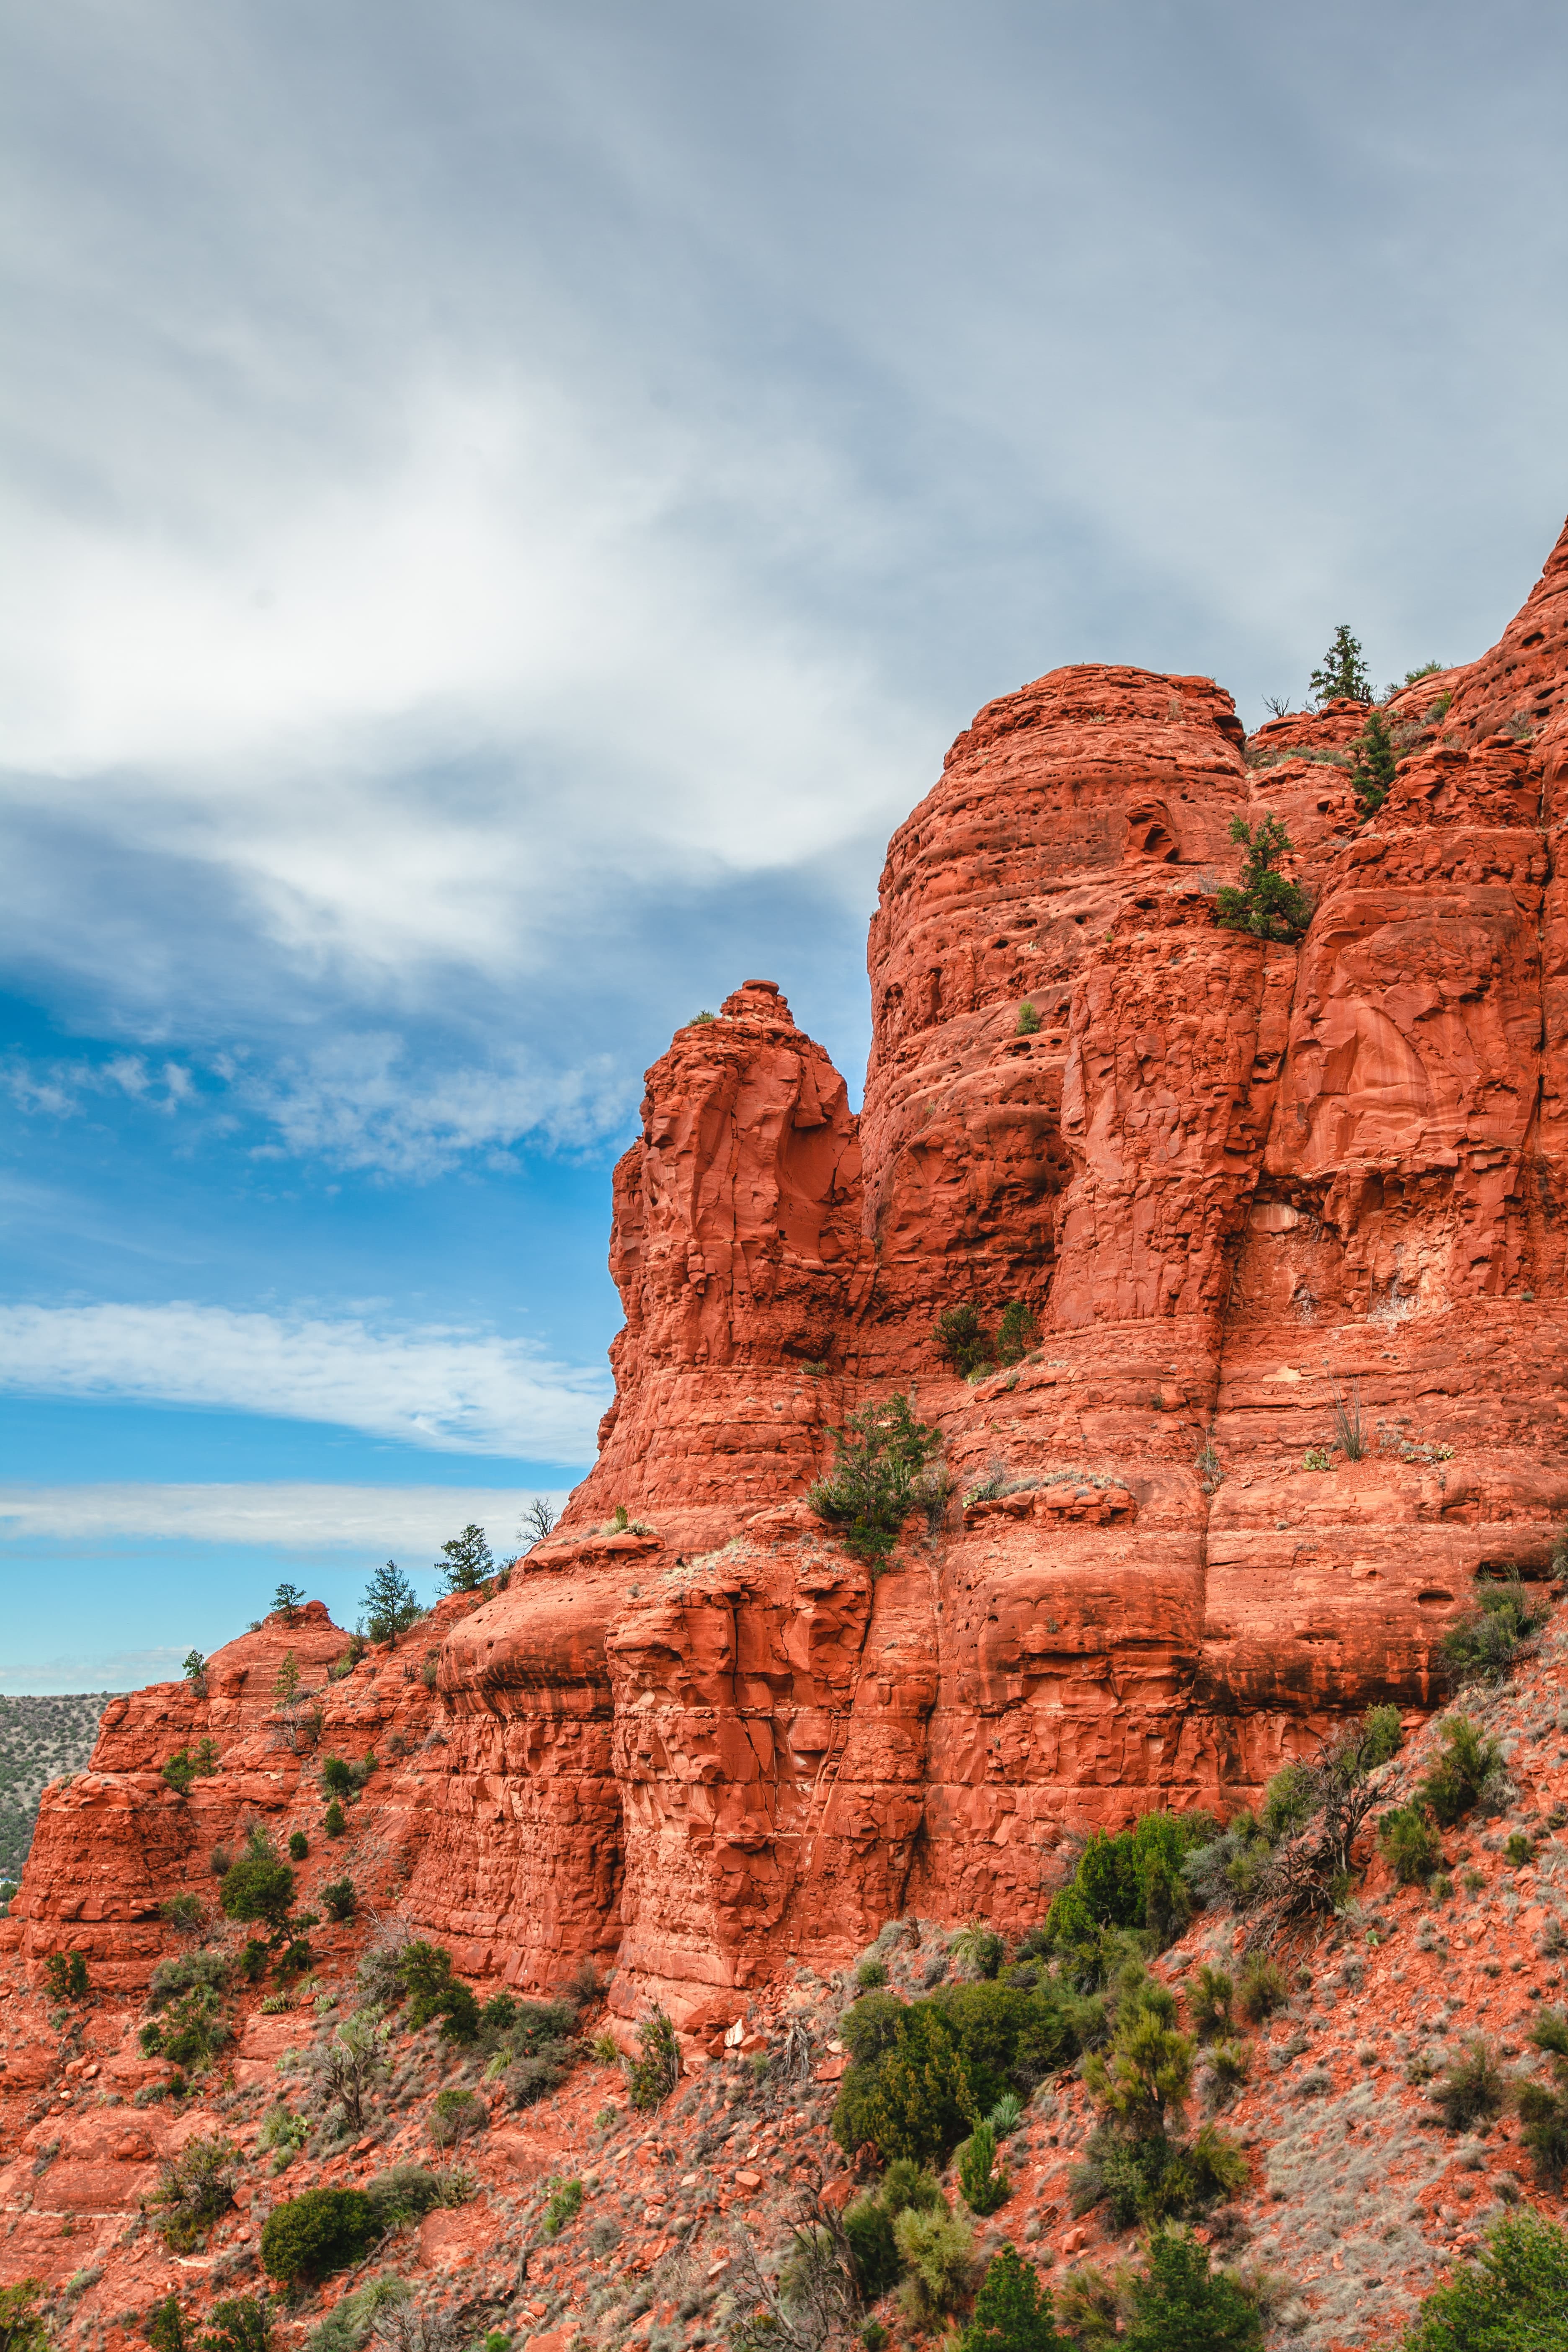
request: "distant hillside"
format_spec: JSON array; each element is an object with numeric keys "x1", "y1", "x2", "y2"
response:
[{"x1": 0, "y1": 1694, "x2": 108, "y2": 1883}]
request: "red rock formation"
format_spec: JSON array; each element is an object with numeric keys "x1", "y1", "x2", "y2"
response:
[{"x1": 11, "y1": 511, "x2": 1568, "y2": 2049}]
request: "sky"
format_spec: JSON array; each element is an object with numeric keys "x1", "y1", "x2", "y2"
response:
[{"x1": 3, "y1": 0, "x2": 1566, "y2": 1687}]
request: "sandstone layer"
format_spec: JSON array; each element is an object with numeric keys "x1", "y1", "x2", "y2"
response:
[{"x1": 10, "y1": 514, "x2": 1568, "y2": 2039}]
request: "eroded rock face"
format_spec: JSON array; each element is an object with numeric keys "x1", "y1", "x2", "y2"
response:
[{"x1": 13, "y1": 515, "x2": 1568, "y2": 2028}]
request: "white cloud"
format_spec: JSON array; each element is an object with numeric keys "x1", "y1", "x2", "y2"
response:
[
  {"x1": 0, "y1": 1482, "x2": 570, "y2": 1554},
  {"x1": 0, "y1": 1303, "x2": 608, "y2": 1459}
]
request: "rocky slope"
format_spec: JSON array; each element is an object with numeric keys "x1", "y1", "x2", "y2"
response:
[{"x1": 6, "y1": 509, "x2": 1568, "y2": 2344}]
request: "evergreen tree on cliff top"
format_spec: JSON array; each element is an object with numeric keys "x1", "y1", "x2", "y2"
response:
[{"x1": 1310, "y1": 623, "x2": 1372, "y2": 706}]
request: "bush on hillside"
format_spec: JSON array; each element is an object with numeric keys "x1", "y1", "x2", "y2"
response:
[
  {"x1": 260, "y1": 2189, "x2": 377, "y2": 2282},
  {"x1": 1401, "y1": 2206, "x2": 1568, "y2": 2350}
]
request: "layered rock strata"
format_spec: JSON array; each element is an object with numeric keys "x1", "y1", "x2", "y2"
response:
[{"x1": 11, "y1": 516, "x2": 1568, "y2": 2034}]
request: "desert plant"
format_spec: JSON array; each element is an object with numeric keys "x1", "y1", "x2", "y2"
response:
[
  {"x1": 1401, "y1": 2205, "x2": 1568, "y2": 2349},
  {"x1": 260, "y1": 2188, "x2": 377, "y2": 2282},
  {"x1": 151, "y1": 2135, "x2": 238, "y2": 2251},
  {"x1": 1014, "y1": 1002, "x2": 1041, "y2": 1037},
  {"x1": 1122, "y1": 2228, "x2": 1264, "y2": 2352},
  {"x1": 987, "y1": 2091, "x2": 1024, "y2": 2140},
  {"x1": 273, "y1": 1652, "x2": 302, "y2": 1706},
  {"x1": 160, "y1": 1893, "x2": 207, "y2": 1935},
  {"x1": 1235, "y1": 1956, "x2": 1287, "y2": 2025},
  {"x1": 436, "y1": 1524, "x2": 492, "y2": 1595},
  {"x1": 1440, "y1": 1577, "x2": 1547, "y2": 1688},
  {"x1": 362, "y1": 1561, "x2": 423, "y2": 1647},
  {"x1": 148, "y1": 2293, "x2": 187, "y2": 2352},
  {"x1": 542, "y1": 2177, "x2": 584, "y2": 2238},
  {"x1": 934, "y1": 1306, "x2": 991, "y2": 1377},
  {"x1": 1419, "y1": 1718, "x2": 1504, "y2": 1827},
  {"x1": 273, "y1": 1583, "x2": 306, "y2": 1624},
  {"x1": 520, "y1": 1497, "x2": 556, "y2": 1546},
  {"x1": 1349, "y1": 707, "x2": 1397, "y2": 819},
  {"x1": 855, "y1": 1957, "x2": 888, "y2": 1991},
  {"x1": 321, "y1": 1878, "x2": 357, "y2": 1922},
  {"x1": 1362, "y1": 1702, "x2": 1404, "y2": 1765},
  {"x1": 0, "y1": 2282, "x2": 48, "y2": 2352},
  {"x1": 949, "y1": 1922, "x2": 1006, "y2": 1980},
  {"x1": 809, "y1": 1392, "x2": 944, "y2": 1568},
  {"x1": 219, "y1": 1836, "x2": 296, "y2": 1934},
  {"x1": 324, "y1": 1800, "x2": 346, "y2": 1838},
  {"x1": 397, "y1": 1942, "x2": 479, "y2": 2039},
  {"x1": 1328, "y1": 1375, "x2": 1368, "y2": 1460},
  {"x1": 957, "y1": 2120, "x2": 1010, "y2": 2215},
  {"x1": 995, "y1": 1303, "x2": 1039, "y2": 1364},
  {"x1": 1310, "y1": 623, "x2": 1372, "y2": 706},
  {"x1": 842, "y1": 2195, "x2": 901, "y2": 2301},
  {"x1": 1203, "y1": 2038, "x2": 1252, "y2": 2107},
  {"x1": 1215, "y1": 815, "x2": 1311, "y2": 944},
  {"x1": 161, "y1": 1741, "x2": 219, "y2": 1796},
  {"x1": 259, "y1": 2103, "x2": 311, "y2": 2171},
  {"x1": 312, "y1": 2012, "x2": 389, "y2": 2132},
  {"x1": 957, "y1": 2243, "x2": 1067, "y2": 2352},
  {"x1": 626, "y1": 2009, "x2": 679, "y2": 2110},
  {"x1": 1432, "y1": 2038, "x2": 1509, "y2": 2133},
  {"x1": 201, "y1": 2299, "x2": 272, "y2": 2352},
  {"x1": 43, "y1": 1950, "x2": 89, "y2": 2002},
  {"x1": 145, "y1": 1985, "x2": 229, "y2": 2071},
  {"x1": 893, "y1": 2205, "x2": 975, "y2": 2323},
  {"x1": 287, "y1": 1830, "x2": 308, "y2": 1861},
  {"x1": 1187, "y1": 1965, "x2": 1233, "y2": 2041},
  {"x1": 182, "y1": 1650, "x2": 208, "y2": 1693},
  {"x1": 1380, "y1": 1803, "x2": 1443, "y2": 1886},
  {"x1": 428, "y1": 2088, "x2": 487, "y2": 2148}
]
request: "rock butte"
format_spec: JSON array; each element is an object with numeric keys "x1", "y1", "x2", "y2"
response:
[{"x1": 10, "y1": 514, "x2": 1568, "y2": 2052}]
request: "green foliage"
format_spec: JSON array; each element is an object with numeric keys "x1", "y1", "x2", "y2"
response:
[
  {"x1": 199, "y1": 2299, "x2": 271, "y2": 2352},
  {"x1": 272, "y1": 1652, "x2": 301, "y2": 1705},
  {"x1": 148, "y1": 2293, "x2": 186, "y2": 2352},
  {"x1": 151, "y1": 2135, "x2": 238, "y2": 2251},
  {"x1": 161, "y1": 1740, "x2": 219, "y2": 1796},
  {"x1": 834, "y1": 1978, "x2": 1082, "y2": 2170},
  {"x1": 160, "y1": 1893, "x2": 206, "y2": 1934},
  {"x1": 219, "y1": 1837, "x2": 296, "y2": 1933},
  {"x1": 260, "y1": 2188, "x2": 377, "y2": 2281},
  {"x1": 1014, "y1": 1002, "x2": 1041, "y2": 1037},
  {"x1": 1380, "y1": 1803, "x2": 1443, "y2": 1885},
  {"x1": 146, "y1": 1984, "x2": 228, "y2": 2071},
  {"x1": 988, "y1": 2092, "x2": 1024, "y2": 2139},
  {"x1": 1204, "y1": 2037, "x2": 1252, "y2": 2102},
  {"x1": 1122, "y1": 2229, "x2": 1264, "y2": 2352},
  {"x1": 273, "y1": 1583, "x2": 306, "y2": 1623},
  {"x1": 1401, "y1": 2205, "x2": 1568, "y2": 2350},
  {"x1": 320, "y1": 1750, "x2": 376, "y2": 1798},
  {"x1": 397, "y1": 1942, "x2": 480, "y2": 2040},
  {"x1": 1187, "y1": 1965, "x2": 1233, "y2": 2041},
  {"x1": 893, "y1": 2205, "x2": 975, "y2": 2323},
  {"x1": 43, "y1": 1950, "x2": 88, "y2": 2001},
  {"x1": 1363, "y1": 1702, "x2": 1404, "y2": 1766},
  {"x1": 958, "y1": 2243, "x2": 1067, "y2": 2352},
  {"x1": 1259, "y1": 1760, "x2": 1317, "y2": 1841},
  {"x1": 934, "y1": 1306, "x2": 991, "y2": 1377},
  {"x1": 855, "y1": 1957, "x2": 888, "y2": 1991},
  {"x1": 321, "y1": 1878, "x2": 356, "y2": 1922},
  {"x1": 626, "y1": 2009, "x2": 679, "y2": 2110},
  {"x1": 1215, "y1": 815, "x2": 1312, "y2": 944},
  {"x1": 287, "y1": 1831, "x2": 308, "y2": 1862},
  {"x1": 363, "y1": 2166, "x2": 445, "y2": 2232},
  {"x1": 957, "y1": 2119, "x2": 1010, "y2": 2214},
  {"x1": 1235, "y1": 1955, "x2": 1287, "y2": 2025},
  {"x1": 995, "y1": 1303, "x2": 1039, "y2": 1365},
  {"x1": 182, "y1": 1651, "x2": 207, "y2": 1690},
  {"x1": 1440, "y1": 1579, "x2": 1546, "y2": 1689},
  {"x1": 0, "y1": 2283, "x2": 48, "y2": 2352},
  {"x1": 809, "y1": 1392, "x2": 943, "y2": 1567},
  {"x1": 1084, "y1": 2000, "x2": 1193, "y2": 2137},
  {"x1": 323, "y1": 1800, "x2": 346, "y2": 1839},
  {"x1": 429, "y1": 2088, "x2": 487, "y2": 2147},
  {"x1": 1419, "y1": 1718, "x2": 1504, "y2": 1827},
  {"x1": 839, "y1": 1991, "x2": 907, "y2": 2066},
  {"x1": 436, "y1": 1523, "x2": 493, "y2": 1596},
  {"x1": 1513, "y1": 2009, "x2": 1568, "y2": 2190},
  {"x1": 1044, "y1": 1810, "x2": 1215, "y2": 1965},
  {"x1": 1310, "y1": 623, "x2": 1372, "y2": 706},
  {"x1": 1432, "y1": 2039, "x2": 1508, "y2": 2133},
  {"x1": 1349, "y1": 707, "x2": 1398, "y2": 818},
  {"x1": 361, "y1": 1560, "x2": 423, "y2": 1646},
  {"x1": 949, "y1": 1923, "x2": 1005, "y2": 1980},
  {"x1": 148, "y1": 1950, "x2": 229, "y2": 2007},
  {"x1": 843, "y1": 2197, "x2": 902, "y2": 2300},
  {"x1": 542, "y1": 2177, "x2": 584, "y2": 2238}
]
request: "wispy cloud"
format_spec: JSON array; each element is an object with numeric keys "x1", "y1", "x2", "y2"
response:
[
  {"x1": 0, "y1": 1304, "x2": 607, "y2": 1459},
  {"x1": 0, "y1": 1482, "x2": 568, "y2": 1553}
]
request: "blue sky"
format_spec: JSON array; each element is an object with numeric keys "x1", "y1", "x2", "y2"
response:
[{"x1": 3, "y1": 0, "x2": 1566, "y2": 1687}]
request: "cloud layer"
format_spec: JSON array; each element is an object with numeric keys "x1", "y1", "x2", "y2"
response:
[
  {"x1": 0, "y1": 1482, "x2": 568, "y2": 1553},
  {"x1": 0, "y1": 1304, "x2": 608, "y2": 1460}
]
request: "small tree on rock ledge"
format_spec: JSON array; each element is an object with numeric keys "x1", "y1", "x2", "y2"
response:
[{"x1": 1216, "y1": 816, "x2": 1312, "y2": 944}]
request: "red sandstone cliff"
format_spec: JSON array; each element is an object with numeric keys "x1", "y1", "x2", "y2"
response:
[{"x1": 10, "y1": 513, "x2": 1568, "y2": 2045}]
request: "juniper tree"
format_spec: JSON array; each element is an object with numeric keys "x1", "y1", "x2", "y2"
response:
[
  {"x1": 436, "y1": 1524, "x2": 492, "y2": 1595},
  {"x1": 1349, "y1": 708, "x2": 1397, "y2": 819},
  {"x1": 1310, "y1": 623, "x2": 1372, "y2": 705},
  {"x1": 362, "y1": 1561, "x2": 422, "y2": 1646},
  {"x1": 1215, "y1": 816, "x2": 1312, "y2": 944}
]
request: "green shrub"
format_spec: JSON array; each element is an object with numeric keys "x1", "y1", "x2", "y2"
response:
[
  {"x1": 807, "y1": 1393, "x2": 944, "y2": 1568},
  {"x1": 1440, "y1": 1578, "x2": 1547, "y2": 1688},
  {"x1": 160, "y1": 1893, "x2": 207, "y2": 1935},
  {"x1": 893, "y1": 2205, "x2": 975, "y2": 2323},
  {"x1": 949, "y1": 1924, "x2": 1006, "y2": 1980},
  {"x1": 839, "y1": 1990, "x2": 905, "y2": 2066},
  {"x1": 1433, "y1": 2039, "x2": 1508, "y2": 2133},
  {"x1": 161, "y1": 1741, "x2": 219, "y2": 1796},
  {"x1": 1045, "y1": 1811, "x2": 1217, "y2": 1969},
  {"x1": 957, "y1": 2120, "x2": 1010, "y2": 2215},
  {"x1": 1419, "y1": 1719, "x2": 1504, "y2": 1827},
  {"x1": 151, "y1": 1986, "x2": 229, "y2": 2071},
  {"x1": 0, "y1": 2282, "x2": 49, "y2": 2352},
  {"x1": 1310, "y1": 623, "x2": 1372, "y2": 706},
  {"x1": 43, "y1": 1952, "x2": 89, "y2": 2002},
  {"x1": 363, "y1": 2167, "x2": 444, "y2": 2233},
  {"x1": 288, "y1": 1832, "x2": 308, "y2": 1862},
  {"x1": 833, "y1": 1979, "x2": 1081, "y2": 2170},
  {"x1": 201, "y1": 2298, "x2": 272, "y2": 2352},
  {"x1": 1514, "y1": 2009, "x2": 1568, "y2": 2191},
  {"x1": 436, "y1": 1523, "x2": 493, "y2": 1596},
  {"x1": 542, "y1": 2177, "x2": 583, "y2": 2238},
  {"x1": 219, "y1": 1840, "x2": 296, "y2": 1934},
  {"x1": 843, "y1": 2197, "x2": 901, "y2": 2301},
  {"x1": 987, "y1": 2091, "x2": 1024, "y2": 2139},
  {"x1": 361, "y1": 1561, "x2": 423, "y2": 1646},
  {"x1": 1349, "y1": 708, "x2": 1397, "y2": 819},
  {"x1": 1381, "y1": 1803, "x2": 1443, "y2": 1885},
  {"x1": 1505, "y1": 1832, "x2": 1535, "y2": 1867},
  {"x1": 397, "y1": 1942, "x2": 479, "y2": 2039},
  {"x1": 1204, "y1": 2039, "x2": 1252, "y2": 2104},
  {"x1": 880, "y1": 2159, "x2": 944, "y2": 2217},
  {"x1": 147, "y1": 2293, "x2": 186, "y2": 2352},
  {"x1": 260, "y1": 2189, "x2": 377, "y2": 2282},
  {"x1": 1401, "y1": 2205, "x2": 1568, "y2": 2349},
  {"x1": 855, "y1": 1958, "x2": 888, "y2": 1991},
  {"x1": 321, "y1": 1878, "x2": 356, "y2": 1922},
  {"x1": 480, "y1": 1993, "x2": 518, "y2": 2032},
  {"x1": 995, "y1": 1303, "x2": 1039, "y2": 1364},
  {"x1": 626, "y1": 2010, "x2": 679, "y2": 2110},
  {"x1": 151, "y1": 2136, "x2": 237, "y2": 2251},
  {"x1": 428, "y1": 2088, "x2": 486, "y2": 2148},
  {"x1": 1014, "y1": 1002, "x2": 1041, "y2": 1038},
  {"x1": 958, "y1": 2243, "x2": 1066, "y2": 2352},
  {"x1": 1258, "y1": 1760, "x2": 1316, "y2": 1841},
  {"x1": 1235, "y1": 1955, "x2": 1287, "y2": 2025},
  {"x1": 503, "y1": 2053, "x2": 564, "y2": 2107},
  {"x1": 1215, "y1": 815, "x2": 1311, "y2": 944},
  {"x1": 1122, "y1": 2228, "x2": 1264, "y2": 2352},
  {"x1": 324, "y1": 1801, "x2": 346, "y2": 1838},
  {"x1": 934, "y1": 1307, "x2": 991, "y2": 1377},
  {"x1": 1187, "y1": 1965, "x2": 1233, "y2": 2041}
]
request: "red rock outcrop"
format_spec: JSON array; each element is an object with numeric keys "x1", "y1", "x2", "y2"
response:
[{"x1": 12, "y1": 512, "x2": 1568, "y2": 2045}]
